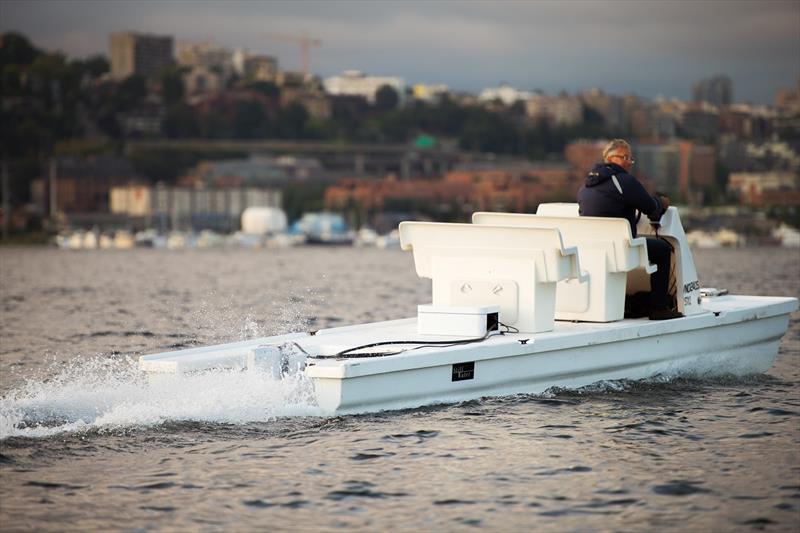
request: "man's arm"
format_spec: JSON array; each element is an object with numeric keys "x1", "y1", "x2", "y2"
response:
[{"x1": 618, "y1": 174, "x2": 666, "y2": 221}]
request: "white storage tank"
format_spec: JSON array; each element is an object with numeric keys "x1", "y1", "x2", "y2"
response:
[{"x1": 241, "y1": 207, "x2": 288, "y2": 235}]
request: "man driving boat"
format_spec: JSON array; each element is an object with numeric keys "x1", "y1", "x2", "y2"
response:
[{"x1": 577, "y1": 139, "x2": 682, "y2": 320}]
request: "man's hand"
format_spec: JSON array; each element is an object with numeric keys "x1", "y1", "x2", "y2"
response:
[{"x1": 660, "y1": 195, "x2": 671, "y2": 210}]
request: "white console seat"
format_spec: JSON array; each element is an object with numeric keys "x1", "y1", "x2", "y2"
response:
[
  {"x1": 398, "y1": 221, "x2": 584, "y2": 333},
  {"x1": 473, "y1": 211, "x2": 656, "y2": 322}
]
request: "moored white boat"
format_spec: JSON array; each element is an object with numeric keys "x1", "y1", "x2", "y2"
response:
[{"x1": 139, "y1": 205, "x2": 798, "y2": 415}]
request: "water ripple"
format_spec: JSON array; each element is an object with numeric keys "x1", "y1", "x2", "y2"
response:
[{"x1": 652, "y1": 480, "x2": 712, "y2": 496}]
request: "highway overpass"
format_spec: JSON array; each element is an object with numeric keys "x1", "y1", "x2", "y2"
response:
[{"x1": 125, "y1": 139, "x2": 482, "y2": 178}]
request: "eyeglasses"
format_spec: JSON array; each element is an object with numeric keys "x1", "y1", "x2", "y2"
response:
[{"x1": 610, "y1": 154, "x2": 635, "y2": 164}]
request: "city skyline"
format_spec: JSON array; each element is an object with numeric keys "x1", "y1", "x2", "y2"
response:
[{"x1": 1, "y1": 0, "x2": 798, "y2": 105}]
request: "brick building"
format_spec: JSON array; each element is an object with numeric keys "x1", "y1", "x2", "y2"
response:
[
  {"x1": 564, "y1": 140, "x2": 606, "y2": 179},
  {"x1": 325, "y1": 162, "x2": 577, "y2": 224},
  {"x1": 728, "y1": 172, "x2": 800, "y2": 206},
  {"x1": 31, "y1": 156, "x2": 143, "y2": 216}
]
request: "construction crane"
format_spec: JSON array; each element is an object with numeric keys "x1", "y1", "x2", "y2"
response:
[{"x1": 265, "y1": 32, "x2": 321, "y2": 76}]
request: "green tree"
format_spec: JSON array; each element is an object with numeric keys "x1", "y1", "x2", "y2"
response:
[
  {"x1": 329, "y1": 95, "x2": 369, "y2": 139},
  {"x1": 91, "y1": 80, "x2": 123, "y2": 138},
  {"x1": 163, "y1": 103, "x2": 200, "y2": 138},
  {"x1": 282, "y1": 180, "x2": 328, "y2": 222},
  {"x1": 373, "y1": 110, "x2": 413, "y2": 142},
  {"x1": 0, "y1": 32, "x2": 39, "y2": 66},
  {"x1": 72, "y1": 54, "x2": 109, "y2": 80},
  {"x1": 29, "y1": 52, "x2": 70, "y2": 103},
  {"x1": 1, "y1": 63, "x2": 22, "y2": 95},
  {"x1": 84, "y1": 55, "x2": 110, "y2": 78},
  {"x1": 159, "y1": 66, "x2": 185, "y2": 106},
  {"x1": 374, "y1": 84, "x2": 399, "y2": 112},
  {"x1": 233, "y1": 100, "x2": 270, "y2": 138},
  {"x1": 130, "y1": 149, "x2": 245, "y2": 184},
  {"x1": 458, "y1": 108, "x2": 518, "y2": 154},
  {"x1": 250, "y1": 81, "x2": 280, "y2": 99},
  {"x1": 1, "y1": 117, "x2": 50, "y2": 157},
  {"x1": 278, "y1": 102, "x2": 309, "y2": 139},
  {"x1": 115, "y1": 74, "x2": 147, "y2": 111},
  {"x1": 510, "y1": 100, "x2": 527, "y2": 117},
  {"x1": 199, "y1": 110, "x2": 232, "y2": 139}
]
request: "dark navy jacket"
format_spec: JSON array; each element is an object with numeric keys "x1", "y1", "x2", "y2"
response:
[{"x1": 577, "y1": 162, "x2": 665, "y2": 237}]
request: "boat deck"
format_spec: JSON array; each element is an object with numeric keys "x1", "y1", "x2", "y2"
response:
[
  {"x1": 139, "y1": 294, "x2": 797, "y2": 378},
  {"x1": 303, "y1": 295, "x2": 797, "y2": 379}
]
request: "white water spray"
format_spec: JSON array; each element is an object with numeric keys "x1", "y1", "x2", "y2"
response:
[{"x1": 0, "y1": 355, "x2": 323, "y2": 439}]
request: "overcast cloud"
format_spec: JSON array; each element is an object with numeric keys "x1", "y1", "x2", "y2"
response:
[{"x1": 1, "y1": 0, "x2": 798, "y2": 104}]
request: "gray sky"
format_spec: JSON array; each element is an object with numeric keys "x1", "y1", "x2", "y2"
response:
[{"x1": 2, "y1": 0, "x2": 798, "y2": 104}]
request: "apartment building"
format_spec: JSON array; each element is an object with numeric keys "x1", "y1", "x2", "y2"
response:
[
  {"x1": 634, "y1": 140, "x2": 716, "y2": 199},
  {"x1": 525, "y1": 93, "x2": 583, "y2": 126},
  {"x1": 177, "y1": 41, "x2": 234, "y2": 78},
  {"x1": 479, "y1": 84, "x2": 532, "y2": 106},
  {"x1": 323, "y1": 70, "x2": 406, "y2": 105},
  {"x1": 109, "y1": 32, "x2": 173, "y2": 80},
  {"x1": 728, "y1": 172, "x2": 800, "y2": 206},
  {"x1": 693, "y1": 75, "x2": 733, "y2": 108},
  {"x1": 30, "y1": 156, "x2": 143, "y2": 215}
]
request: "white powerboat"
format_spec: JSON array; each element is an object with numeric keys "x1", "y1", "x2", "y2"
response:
[{"x1": 139, "y1": 205, "x2": 798, "y2": 415}]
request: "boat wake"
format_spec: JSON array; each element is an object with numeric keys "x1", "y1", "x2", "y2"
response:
[
  {"x1": 0, "y1": 352, "x2": 780, "y2": 440},
  {"x1": 0, "y1": 355, "x2": 323, "y2": 440},
  {"x1": 544, "y1": 372, "x2": 775, "y2": 398}
]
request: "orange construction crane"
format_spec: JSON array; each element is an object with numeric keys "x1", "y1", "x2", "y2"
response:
[{"x1": 265, "y1": 32, "x2": 321, "y2": 76}]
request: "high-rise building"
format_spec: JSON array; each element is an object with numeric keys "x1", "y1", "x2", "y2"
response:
[
  {"x1": 634, "y1": 140, "x2": 716, "y2": 200},
  {"x1": 692, "y1": 75, "x2": 733, "y2": 107},
  {"x1": 634, "y1": 143, "x2": 681, "y2": 196},
  {"x1": 109, "y1": 32, "x2": 174, "y2": 80}
]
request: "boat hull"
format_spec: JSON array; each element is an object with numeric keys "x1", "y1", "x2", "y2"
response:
[
  {"x1": 138, "y1": 295, "x2": 797, "y2": 416},
  {"x1": 309, "y1": 307, "x2": 791, "y2": 414}
]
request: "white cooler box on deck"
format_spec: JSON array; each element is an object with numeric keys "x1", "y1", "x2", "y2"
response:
[{"x1": 417, "y1": 304, "x2": 500, "y2": 336}]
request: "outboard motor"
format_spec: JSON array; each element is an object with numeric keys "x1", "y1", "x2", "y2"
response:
[{"x1": 246, "y1": 342, "x2": 309, "y2": 379}]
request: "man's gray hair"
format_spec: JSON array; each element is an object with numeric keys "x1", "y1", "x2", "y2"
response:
[{"x1": 602, "y1": 139, "x2": 631, "y2": 162}]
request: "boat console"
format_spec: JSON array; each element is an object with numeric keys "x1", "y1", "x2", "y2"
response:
[
  {"x1": 397, "y1": 221, "x2": 584, "y2": 333},
  {"x1": 473, "y1": 212, "x2": 655, "y2": 322},
  {"x1": 532, "y1": 203, "x2": 703, "y2": 317}
]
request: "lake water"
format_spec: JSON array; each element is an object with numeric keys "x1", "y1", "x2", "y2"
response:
[{"x1": 1, "y1": 246, "x2": 798, "y2": 531}]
